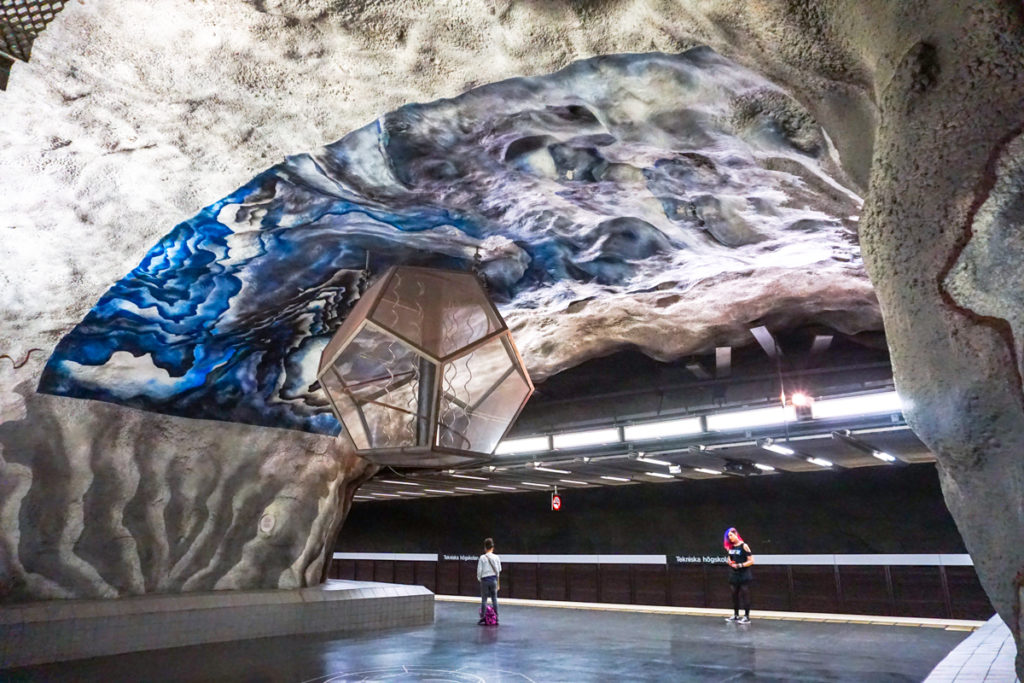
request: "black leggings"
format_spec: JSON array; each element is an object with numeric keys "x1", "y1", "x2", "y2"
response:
[{"x1": 731, "y1": 582, "x2": 751, "y2": 616}]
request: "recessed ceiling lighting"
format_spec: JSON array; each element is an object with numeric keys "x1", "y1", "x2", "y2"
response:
[
  {"x1": 520, "y1": 481, "x2": 551, "y2": 488},
  {"x1": 807, "y1": 457, "x2": 833, "y2": 468},
  {"x1": 487, "y1": 485, "x2": 517, "y2": 491},
  {"x1": 600, "y1": 475, "x2": 630, "y2": 482},
  {"x1": 761, "y1": 443, "x2": 795, "y2": 455},
  {"x1": 455, "y1": 486, "x2": 485, "y2": 492},
  {"x1": 872, "y1": 451, "x2": 896, "y2": 463},
  {"x1": 694, "y1": 468, "x2": 721, "y2": 475},
  {"x1": 424, "y1": 489, "x2": 452, "y2": 494},
  {"x1": 645, "y1": 471, "x2": 674, "y2": 478},
  {"x1": 560, "y1": 479, "x2": 588, "y2": 485},
  {"x1": 754, "y1": 463, "x2": 776, "y2": 472}
]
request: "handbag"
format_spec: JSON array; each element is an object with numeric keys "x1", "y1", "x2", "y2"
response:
[{"x1": 485, "y1": 554, "x2": 500, "y2": 592}]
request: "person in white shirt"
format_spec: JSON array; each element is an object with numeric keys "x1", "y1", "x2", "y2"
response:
[{"x1": 476, "y1": 537, "x2": 501, "y2": 625}]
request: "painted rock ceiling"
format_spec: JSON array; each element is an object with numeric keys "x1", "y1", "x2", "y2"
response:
[{"x1": 37, "y1": 48, "x2": 874, "y2": 433}]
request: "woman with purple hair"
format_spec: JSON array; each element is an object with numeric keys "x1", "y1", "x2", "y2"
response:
[{"x1": 724, "y1": 527, "x2": 755, "y2": 623}]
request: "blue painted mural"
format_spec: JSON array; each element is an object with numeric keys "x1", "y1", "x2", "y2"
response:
[{"x1": 39, "y1": 48, "x2": 862, "y2": 433}]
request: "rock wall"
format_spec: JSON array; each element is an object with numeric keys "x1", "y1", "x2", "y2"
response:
[{"x1": 0, "y1": 359, "x2": 374, "y2": 601}]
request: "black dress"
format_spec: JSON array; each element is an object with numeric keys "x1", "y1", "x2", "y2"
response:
[{"x1": 727, "y1": 542, "x2": 752, "y2": 584}]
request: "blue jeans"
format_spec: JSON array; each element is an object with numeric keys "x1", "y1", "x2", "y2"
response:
[{"x1": 480, "y1": 575, "x2": 498, "y2": 617}]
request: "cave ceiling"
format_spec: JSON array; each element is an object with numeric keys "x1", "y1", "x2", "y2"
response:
[{"x1": 29, "y1": 47, "x2": 879, "y2": 434}]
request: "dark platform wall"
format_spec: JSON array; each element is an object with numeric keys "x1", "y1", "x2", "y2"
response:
[{"x1": 337, "y1": 463, "x2": 966, "y2": 557}]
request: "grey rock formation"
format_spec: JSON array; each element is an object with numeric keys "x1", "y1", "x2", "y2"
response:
[{"x1": 0, "y1": 371, "x2": 374, "y2": 600}]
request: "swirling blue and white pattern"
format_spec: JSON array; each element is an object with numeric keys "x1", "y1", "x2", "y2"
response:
[{"x1": 39, "y1": 47, "x2": 865, "y2": 434}]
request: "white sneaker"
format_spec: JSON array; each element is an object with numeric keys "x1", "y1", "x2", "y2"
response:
[
  {"x1": 725, "y1": 615, "x2": 740, "y2": 622},
  {"x1": 738, "y1": 616, "x2": 751, "y2": 624}
]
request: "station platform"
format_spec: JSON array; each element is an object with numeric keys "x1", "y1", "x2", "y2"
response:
[{"x1": 3, "y1": 591, "x2": 995, "y2": 681}]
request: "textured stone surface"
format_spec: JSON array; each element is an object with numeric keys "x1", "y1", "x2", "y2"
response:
[
  {"x1": 1, "y1": 3, "x2": 1024, "y2": 675},
  {"x1": 0, "y1": 375, "x2": 374, "y2": 601}
]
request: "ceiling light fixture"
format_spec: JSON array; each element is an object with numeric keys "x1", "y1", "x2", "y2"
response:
[
  {"x1": 560, "y1": 479, "x2": 588, "y2": 485},
  {"x1": 600, "y1": 475, "x2": 630, "y2": 482},
  {"x1": 450, "y1": 473, "x2": 488, "y2": 480},
  {"x1": 645, "y1": 471, "x2": 675, "y2": 479},
  {"x1": 424, "y1": 489, "x2": 453, "y2": 494},
  {"x1": 872, "y1": 451, "x2": 897, "y2": 463},
  {"x1": 756, "y1": 437, "x2": 795, "y2": 455},
  {"x1": 807, "y1": 457, "x2": 833, "y2": 468},
  {"x1": 487, "y1": 485, "x2": 517, "y2": 490},
  {"x1": 694, "y1": 468, "x2": 721, "y2": 475},
  {"x1": 494, "y1": 435, "x2": 551, "y2": 455},
  {"x1": 552, "y1": 427, "x2": 620, "y2": 449},
  {"x1": 455, "y1": 486, "x2": 485, "y2": 492},
  {"x1": 372, "y1": 493, "x2": 401, "y2": 498},
  {"x1": 380, "y1": 479, "x2": 421, "y2": 486},
  {"x1": 635, "y1": 454, "x2": 673, "y2": 466},
  {"x1": 520, "y1": 481, "x2": 551, "y2": 488},
  {"x1": 753, "y1": 463, "x2": 776, "y2": 472},
  {"x1": 623, "y1": 417, "x2": 702, "y2": 441},
  {"x1": 812, "y1": 391, "x2": 903, "y2": 420},
  {"x1": 534, "y1": 466, "x2": 571, "y2": 474},
  {"x1": 706, "y1": 405, "x2": 796, "y2": 431}
]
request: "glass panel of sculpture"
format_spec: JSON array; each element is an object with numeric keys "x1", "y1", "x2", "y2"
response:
[{"x1": 371, "y1": 269, "x2": 503, "y2": 360}]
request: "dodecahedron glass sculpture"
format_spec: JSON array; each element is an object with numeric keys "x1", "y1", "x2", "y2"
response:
[{"x1": 318, "y1": 266, "x2": 534, "y2": 466}]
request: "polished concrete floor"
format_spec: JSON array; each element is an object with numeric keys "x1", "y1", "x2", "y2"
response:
[{"x1": 4, "y1": 602, "x2": 969, "y2": 682}]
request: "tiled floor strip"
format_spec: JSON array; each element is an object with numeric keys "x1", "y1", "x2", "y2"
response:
[{"x1": 924, "y1": 615, "x2": 1020, "y2": 682}]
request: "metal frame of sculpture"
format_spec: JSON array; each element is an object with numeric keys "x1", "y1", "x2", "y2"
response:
[{"x1": 317, "y1": 266, "x2": 534, "y2": 467}]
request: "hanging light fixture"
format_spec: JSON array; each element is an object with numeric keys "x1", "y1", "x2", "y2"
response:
[{"x1": 317, "y1": 265, "x2": 534, "y2": 466}]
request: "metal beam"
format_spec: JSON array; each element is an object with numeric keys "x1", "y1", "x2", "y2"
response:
[{"x1": 750, "y1": 326, "x2": 780, "y2": 359}]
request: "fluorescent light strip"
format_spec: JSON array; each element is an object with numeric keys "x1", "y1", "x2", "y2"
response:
[
  {"x1": 373, "y1": 493, "x2": 401, "y2": 498},
  {"x1": 380, "y1": 479, "x2": 421, "y2": 486},
  {"x1": 812, "y1": 391, "x2": 903, "y2": 419},
  {"x1": 807, "y1": 457, "x2": 833, "y2": 468},
  {"x1": 600, "y1": 475, "x2": 630, "y2": 482},
  {"x1": 754, "y1": 463, "x2": 776, "y2": 472},
  {"x1": 552, "y1": 427, "x2": 620, "y2": 449},
  {"x1": 450, "y1": 473, "x2": 488, "y2": 480},
  {"x1": 872, "y1": 451, "x2": 897, "y2": 463},
  {"x1": 455, "y1": 486, "x2": 485, "y2": 492},
  {"x1": 694, "y1": 468, "x2": 721, "y2": 475},
  {"x1": 636, "y1": 456, "x2": 673, "y2": 466},
  {"x1": 706, "y1": 405, "x2": 796, "y2": 431},
  {"x1": 645, "y1": 471, "x2": 675, "y2": 479},
  {"x1": 762, "y1": 443, "x2": 795, "y2": 456},
  {"x1": 353, "y1": 495, "x2": 374, "y2": 500},
  {"x1": 560, "y1": 479, "x2": 588, "y2": 485},
  {"x1": 624, "y1": 417, "x2": 702, "y2": 441},
  {"x1": 424, "y1": 489, "x2": 452, "y2": 494},
  {"x1": 397, "y1": 491, "x2": 425, "y2": 496},
  {"x1": 520, "y1": 481, "x2": 550, "y2": 488},
  {"x1": 487, "y1": 485, "x2": 517, "y2": 491},
  {"x1": 534, "y1": 466, "x2": 570, "y2": 474},
  {"x1": 495, "y1": 435, "x2": 550, "y2": 455}
]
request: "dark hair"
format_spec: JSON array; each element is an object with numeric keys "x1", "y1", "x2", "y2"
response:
[{"x1": 484, "y1": 538, "x2": 494, "y2": 550}]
